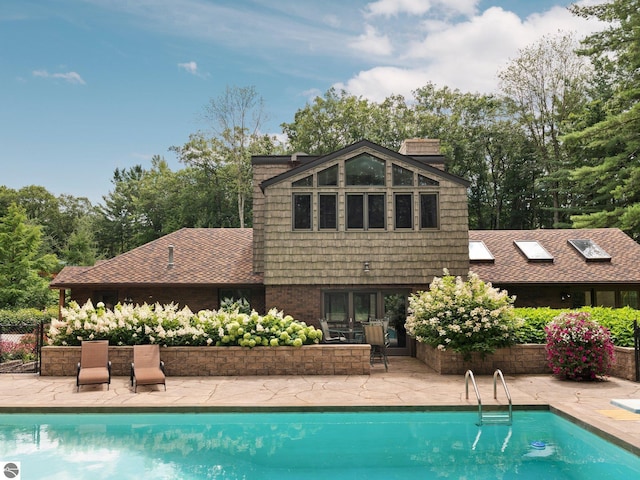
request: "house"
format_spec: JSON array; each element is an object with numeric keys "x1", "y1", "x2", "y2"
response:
[
  {"x1": 50, "y1": 228, "x2": 265, "y2": 313},
  {"x1": 50, "y1": 139, "x2": 640, "y2": 355},
  {"x1": 469, "y1": 228, "x2": 640, "y2": 309}
]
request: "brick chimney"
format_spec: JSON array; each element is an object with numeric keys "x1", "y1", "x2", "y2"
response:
[{"x1": 399, "y1": 138, "x2": 440, "y2": 155}]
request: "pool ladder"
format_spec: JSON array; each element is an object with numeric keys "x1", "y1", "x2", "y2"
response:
[{"x1": 465, "y1": 369, "x2": 513, "y2": 426}]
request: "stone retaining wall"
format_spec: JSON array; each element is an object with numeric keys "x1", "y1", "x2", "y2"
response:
[
  {"x1": 41, "y1": 344, "x2": 371, "y2": 376},
  {"x1": 416, "y1": 342, "x2": 637, "y2": 381}
]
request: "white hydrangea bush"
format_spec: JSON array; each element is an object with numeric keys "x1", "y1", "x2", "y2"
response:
[
  {"x1": 406, "y1": 270, "x2": 522, "y2": 359},
  {"x1": 48, "y1": 300, "x2": 322, "y2": 347}
]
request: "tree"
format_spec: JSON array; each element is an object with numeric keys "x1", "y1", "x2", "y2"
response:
[
  {"x1": 413, "y1": 84, "x2": 540, "y2": 229},
  {"x1": 281, "y1": 88, "x2": 415, "y2": 154},
  {"x1": 0, "y1": 203, "x2": 58, "y2": 308},
  {"x1": 498, "y1": 32, "x2": 591, "y2": 227},
  {"x1": 61, "y1": 215, "x2": 98, "y2": 266},
  {"x1": 171, "y1": 133, "x2": 251, "y2": 228},
  {"x1": 200, "y1": 85, "x2": 270, "y2": 228},
  {"x1": 95, "y1": 165, "x2": 145, "y2": 257},
  {"x1": 565, "y1": 0, "x2": 640, "y2": 238}
]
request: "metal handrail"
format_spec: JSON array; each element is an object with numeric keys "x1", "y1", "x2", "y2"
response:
[
  {"x1": 493, "y1": 369, "x2": 513, "y2": 423},
  {"x1": 465, "y1": 370, "x2": 482, "y2": 425}
]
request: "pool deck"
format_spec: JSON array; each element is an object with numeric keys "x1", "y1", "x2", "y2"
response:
[{"x1": 1, "y1": 357, "x2": 639, "y2": 455}]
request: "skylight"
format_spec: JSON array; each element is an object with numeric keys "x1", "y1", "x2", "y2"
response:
[
  {"x1": 568, "y1": 239, "x2": 611, "y2": 262},
  {"x1": 514, "y1": 241, "x2": 554, "y2": 262},
  {"x1": 469, "y1": 241, "x2": 494, "y2": 262}
]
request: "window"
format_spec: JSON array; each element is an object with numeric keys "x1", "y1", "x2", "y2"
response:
[
  {"x1": 420, "y1": 193, "x2": 438, "y2": 229},
  {"x1": 568, "y1": 239, "x2": 611, "y2": 262},
  {"x1": 392, "y1": 164, "x2": 413, "y2": 186},
  {"x1": 353, "y1": 292, "x2": 377, "y2": 322},
  {"x1": 418, "y1": 174, "x2": 439, "y2": 186},
  {"x1": 347, "y1": 194, "x2": 385, "y2": 230},
  {"x1": 324, "y1": 292, "x2": 348, "y2": 322},
  {"x1": 292, "y1": 193, "x2": 311, "y2": 230},
  {"x1": 621, "y1": 291, "x2": 639, "y2": 309},
  {"x1": 346, "y1": 194, "x2": 364, "y2": 229},
  {"x1": 292, "y1": 175, "x2": 312, "y2": 187},
  {"x1": 219, "y1": 288, "x2": 252, "y2": 305},
  {"x1": 319, "y1": 194, "x2": 337, "y2": 230},
  {"x1": 345, "y1": 154, "x2": 385, "y2": 185},
  {"x1": 595, "y1": 290, "x2": 616, "y2": 307},
  {"x1": 469, "y1": 240, "x2": 494, "y2": 262},
  {"x1": 394, "y1": 194, "x2": 412, "y2": 229},
  {"x1": 94, "y1": 291, "x2": 118, "y2": 310},
  {"x1": 318, "y1": 165, "x2": 338, "y2": 186},
  {"x1": 514, "y1": 241, "x2": 553, "y2": 262}
]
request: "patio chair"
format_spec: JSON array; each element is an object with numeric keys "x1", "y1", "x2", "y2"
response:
[
  {"x1": 130, "y1": 344, "x2": 166, "y2": 392},
  {"x1": 319, "y1": 319, "x2": 347, "y2": 343},
  {"x1": 363, "y1": 324, "x2": 388, "y2": 371},
  {"x1": 76, "y1": 340, "x2": 111, "y2": 391}
]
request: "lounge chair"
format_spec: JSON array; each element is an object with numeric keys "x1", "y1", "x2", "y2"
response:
[
  {"x1": 363, "y1": 324, "x2": 388, "y2": 371},
  {"x1": 130, "y1": 344, "x2": 166, "y2": 392},
  {"x1": 77, "y1": 340, "x2": 111, "y2": 391}
]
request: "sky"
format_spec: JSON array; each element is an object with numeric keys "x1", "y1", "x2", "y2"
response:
[{"x1": 1, "y1": 0, "x2": 606, "y2": 205}]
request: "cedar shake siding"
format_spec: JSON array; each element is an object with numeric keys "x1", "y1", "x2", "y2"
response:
[{"x1": 256, "y1": 140, "x2": 470, "y2": 287}]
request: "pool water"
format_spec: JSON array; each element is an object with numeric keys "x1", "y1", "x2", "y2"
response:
[{"x1": 1, "y1": 411, "x2": 638, "y2": 479}]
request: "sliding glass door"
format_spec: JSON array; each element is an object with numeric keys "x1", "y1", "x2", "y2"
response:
[{"x1": 323, "y1": 290, "x2": 411, "y2": 355}]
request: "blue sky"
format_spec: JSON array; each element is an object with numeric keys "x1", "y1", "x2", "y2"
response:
[{"x1": 1, "y1": 0, "x2": 604, "y2": 204}]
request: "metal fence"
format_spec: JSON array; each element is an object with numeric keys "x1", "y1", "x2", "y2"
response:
[
  {"x1": 0, "y1": 321, "x2": 45, "y2": 374},
  {"x1": 635, "y1": 320, "x2": 640, "y2": 382}
]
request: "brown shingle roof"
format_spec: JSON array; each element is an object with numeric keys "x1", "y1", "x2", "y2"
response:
[
  {"x1": 469, "y1": 228, "x2": 640, "y2": 285},
  {"x1": 50, "y1": 228, "x2": 262, "y2": 288}
]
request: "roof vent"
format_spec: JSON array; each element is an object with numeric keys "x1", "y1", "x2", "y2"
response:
[{"x1": 168, "y1": 245, "x2": 174, "y2": 268}]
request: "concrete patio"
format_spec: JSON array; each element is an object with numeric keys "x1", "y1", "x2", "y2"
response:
[{"x1": 1, "y1": 357, "x2": 639, "y2": 455}]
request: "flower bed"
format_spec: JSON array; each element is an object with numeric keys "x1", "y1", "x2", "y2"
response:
[
  {"x1": 416, "y1": 342, "x2": 636, "y2": 380},
  {"x1": 42, "y1": 301, "x2": 372, "y2": 376},
  {"x1": 406, "y1": 270, "x2": 521, "y2": 360},
  {"x1": 48, "y1": 301, "x2": 322, "y2": 347}
]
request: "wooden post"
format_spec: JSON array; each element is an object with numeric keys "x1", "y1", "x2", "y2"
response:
[{"x1": 58, "y1": 289, "x2": 65, "y2": 320}]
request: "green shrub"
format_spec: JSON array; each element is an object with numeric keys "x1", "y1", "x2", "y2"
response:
[
  {"x1": 515, "y1": 306, "x2": 639, "y2": 347},
  {"x1": 0, "y1": 307, "x2": 56, "y2": 325}
]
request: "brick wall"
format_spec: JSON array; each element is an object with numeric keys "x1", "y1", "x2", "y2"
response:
[
  {"x1": 70, "y1": 286, "x2": 266, "y2": 315},
  {"x1": 41, "y1": 344, "x2": 371, "y2": 376},
  {"x1": 416, "y1": 342, "x2": 637, "y2": 380},
  {"x1": 266, "y1": 285, "x2": 323, "y2": 324}
]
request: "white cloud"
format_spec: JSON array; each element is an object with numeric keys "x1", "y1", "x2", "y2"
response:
[
  {"x1": 349, "y1": 25, "x2": 393, "y2": 56},
  {"x1": 337, "y1": 2, "x2": 607, "y2": 100},
  {"x1": 334, "y1": 66, "x2": 430, "y2": 102},
  {"x1": 365, "y1": 0, "x2": 477, "y2": 18},
  {"x1": 32, "y1": 69, "x2": 86, "y2": 85},
  {"x1": 178, "y1": 60, "x2": 199, "y2": 75}
]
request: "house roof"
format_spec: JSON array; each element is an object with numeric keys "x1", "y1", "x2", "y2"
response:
[
  {"x1": 51, "y1": 227, "x2": 640, "y2": 289},
  {"x1": 50, "y1": 228, "x2": 262, "y2": 288},
  {"x1": 469, "y1": 228, "x2": 640, "y2": 285},
  {"x1": 258, "y1": 139, "x2": 471, "y2": 190}
]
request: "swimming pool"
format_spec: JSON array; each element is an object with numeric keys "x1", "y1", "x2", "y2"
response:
[{"x1": 1, "y1": 410, "x2": 638, "y2": 479}]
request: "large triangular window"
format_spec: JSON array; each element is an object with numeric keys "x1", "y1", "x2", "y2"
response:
[{"x1": 345, "y1": 154, "x2": 385, "y2": 186}]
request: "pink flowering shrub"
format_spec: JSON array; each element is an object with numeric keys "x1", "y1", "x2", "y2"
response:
[{"x1": 545, "y1": 311, "x2": 615, "y2": 380}]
